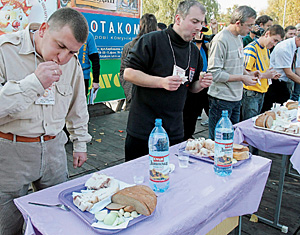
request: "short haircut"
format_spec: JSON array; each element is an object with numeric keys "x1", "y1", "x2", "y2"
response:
[
  {"x1": 158, "y1": 22, "x2": 167, "y2": 30},
  {"x1": 264, "y1": 24, "x2": 284, "y2": 38},
  {"x1": 230, "y1": 6, "x2": 257, "y2": 24},
  {"x1": 255, "y1": 15, "x2": 273, "y2": 26},
  {"x1": 47, "y1": 7, "x2": 88, "y2": 43},
  {"x1": 285, "y1": 25, "x2": 296, "y2": 33},
  {"x1": 175, "y1": 0, "x2": 206, "y2": 20}
]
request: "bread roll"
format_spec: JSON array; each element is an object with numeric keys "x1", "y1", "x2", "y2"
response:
[
  {"x1": 286, "y1": 101, "x2": 298, "y2": 110},
  {"x1": 233, "y1": 151, "x2": 249, "y2": 160},
  {"x1": 203, "y1": 139, "x2": 214, "y2": 151},
  {"x1": 233, "y1": 143, "x2": 249, "y2": 152},
  {"x1": 111, "y1": 185, "x2": 157, "y2": 216}
]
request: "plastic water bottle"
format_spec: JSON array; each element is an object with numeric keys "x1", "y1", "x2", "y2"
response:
[
  {"x1": 148, "y1": 118, "x2": 169, "y2": 192},
  {"x1": 214, "y1": 110, "x2": 234, "y2": 176}
]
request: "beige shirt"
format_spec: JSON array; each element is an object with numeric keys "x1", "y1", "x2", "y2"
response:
[{"x1": 0, "y1": 23, "x2": 91, "y2": 152}]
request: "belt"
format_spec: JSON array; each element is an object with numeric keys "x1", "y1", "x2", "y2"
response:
[{"x1": 0, "y1": 131, "x2": 56, "y2": 142}]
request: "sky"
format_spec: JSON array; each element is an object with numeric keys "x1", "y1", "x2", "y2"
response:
[{"x1": 217, "y1": 0, "x2": 269, "y2": 13}]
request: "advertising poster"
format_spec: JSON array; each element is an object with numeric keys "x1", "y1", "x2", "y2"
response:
[
  {"x1": 0, "y1": 0, "x2": 57, "y2": 35},
  {"x1": 70, "y1": 0, "x2": 141, "y2": 103}
]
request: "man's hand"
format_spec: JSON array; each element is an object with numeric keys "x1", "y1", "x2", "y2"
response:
[
  {"x1": 249, "y1": 70, "x2": 262, "y2": 79},
  {"x1": 242, "y1": 75, "x2": 258, "y2": 86},
  {"x1": 73, "y1": 152, "x2": 87, "y2": 168},
  {"x1": 92, "y1": 82, "x2": 99, "y2": 89},
  {"x1": 161, "y1": 75, "x2": 182, "y2": 91},
  {"x1": 35, "y1": 61, "x2": 62, "y2": 89},
  {"x1": 199, "y1": 72, "x2": 213, "y2": 88},
  {"x1": 262, "y1": 68, "x2": 278, "y2": 79}
]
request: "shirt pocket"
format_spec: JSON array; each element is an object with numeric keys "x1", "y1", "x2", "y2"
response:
[{"x1": 53, "y1": 83, "x2": 73, "y2": 120}]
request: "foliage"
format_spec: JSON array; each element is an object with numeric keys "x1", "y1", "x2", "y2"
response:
[
  {"x1": 143, "y1": 0, "x2": 220, "y2": 26},
  {"x1": 265, "y1": 0, "x2": 300, "y2": 27},
  {"x1": 216, "y1": 4, "x2": 238, "y2": 26}
]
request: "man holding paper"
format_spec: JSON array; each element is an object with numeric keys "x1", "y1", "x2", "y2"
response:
[{"x1": 123, "y1": 0, "x2": 213, "y2": 161}]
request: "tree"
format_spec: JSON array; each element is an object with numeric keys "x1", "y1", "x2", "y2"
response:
[
  {"x1": 265, "y1": 0, "x2": 300, "y2": 26},
  {"x1": 143, "y1": 0, "x2": 220, "y2": 26}
]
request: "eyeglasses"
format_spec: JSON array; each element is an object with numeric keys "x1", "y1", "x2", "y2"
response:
[{"x1": 242, "y1": 23, "x2": 255, "y2": 29}]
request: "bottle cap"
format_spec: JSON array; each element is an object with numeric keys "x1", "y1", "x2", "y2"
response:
[
  {"x1": 222, "y1": 110, "x2": 228, "y2": 116},
  {"x1": 155, "y1": 118, "x2": 162, "y2": 126}
]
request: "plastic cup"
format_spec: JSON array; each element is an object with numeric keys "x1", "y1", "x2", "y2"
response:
[
  {"x1": 133, "y1": 163, "x2": 145, "y2": 184},
  {"x1": 178, "y1": 146, "x2": 189, "y2": 168},
  {"x1": 178, "y1": 155, "x2": 189, "y2": 168}
]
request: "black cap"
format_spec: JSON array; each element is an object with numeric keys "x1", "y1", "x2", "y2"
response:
[{"x1": 201, "y1": 26, "x2": 209, "y2": 32}]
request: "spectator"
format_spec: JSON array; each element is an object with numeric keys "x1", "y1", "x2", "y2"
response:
[
  {"x1": 123, "y1": 0, "x2": 213, "y2": 161},
  {"x1": 119, "y1": 13, "x2": 157, "y2": 110},
  {"x1": 284, "y1": 25, "x2": 297, "y2": 39},
  {"x1": 242, "y1": 25, "x2": 284, "y2": 121},
  {"x1": 0, "y1": 8, "x2": 91, "y2": 234},
  {"x1": 78, "y1": 31, "x2": 100, "y2": 97},
  {"x1": 207, "y1": 6, "x2": 260, "y2": 140},
  {"x1": 243, "y1": 15, "x2": 273, "y2": 47},
  {"x1": 296, "y1": 23, "x2": 300, "y2": 35},
  {"x1": 262, "y1": 35, "x2": 300, "y2": 111},
  {"x1": 157, "y1": 22, "x2": 167, "y2": 31},
  {"x1": 183, "y1": 25, "x2": 210, "y2": 140}
]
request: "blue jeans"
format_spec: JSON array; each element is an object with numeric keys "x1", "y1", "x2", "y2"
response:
[
  {"x1": 208, "y1": 96, "x2": 241, "y2": 140},
  {"x1": 241, "y1": 89, "x2": 265, "y2": 121},
  {"x1": 291, "y1": 82, "x2": 300, "y2": 101}
]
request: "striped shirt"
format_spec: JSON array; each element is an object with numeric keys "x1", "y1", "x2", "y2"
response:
[
  {"x1": 208, "y1": 28, "x2": 245, "y2": 101},
  {"x1": 243, "y1": 40, "x2": 270, "y2": 93}
]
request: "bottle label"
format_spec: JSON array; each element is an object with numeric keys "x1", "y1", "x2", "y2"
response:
[
  {"x1": 149, "y1": 154, "x2": 169, "y2": 183},
  {"x1": 214, "y1": 141, "x2": 233, "y2": 167}
]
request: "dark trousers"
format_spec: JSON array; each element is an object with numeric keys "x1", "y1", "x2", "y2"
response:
[
  {"x1": 84, "y1": 79, "x2": 90, "y2": 97},
  {"x1": 262, "y1": 79, "x2": 290, "y2": 112},
  {"x1": 208, "y1": 96, "x2": 241, "y2": 140},
  {"x1": 183, "y1": 88, "x2": 209, "y2": 140},
  {"x1": 125, "y1": 134, "x2": 183, "y2": 162}
]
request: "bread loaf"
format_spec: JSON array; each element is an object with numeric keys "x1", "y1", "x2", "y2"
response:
[
  {"x1": 111, "y1": 185, "x2": 157, "y2": 216},
  {"x1": 233, "y1": 151, "x2": 249, "y2": 160},
  {"x1": 265, "y1": 111, "x2": 276, "y2": 120},
  {"x1": 255, "y1": 114, "x2": 267, "y2": 127},
  {"x1": 265, "y1": 115, "x2": 274, "y2": 128},
  {"x1": 233, "y1": 143, "x2": 249, "y2": 152},
  {"x1": 286, "y1": 101, "x2": 298, "y2": 110},
  {"x1": 255, "y1": 113, "x2": 273, "y2": 128}
]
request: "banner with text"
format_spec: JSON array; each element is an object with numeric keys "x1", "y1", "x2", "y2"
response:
[{"x1": 82, "y1": 11, "x2": 139, "y2": 60}]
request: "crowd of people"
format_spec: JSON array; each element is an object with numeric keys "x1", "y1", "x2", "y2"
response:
[{"x1": 1, "y1": 1, "x2": 300, "y2": 234}]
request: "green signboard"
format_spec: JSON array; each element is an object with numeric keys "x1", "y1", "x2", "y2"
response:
[{"x1": 88, "y1": 59, "x2": 125, "y2": 103}]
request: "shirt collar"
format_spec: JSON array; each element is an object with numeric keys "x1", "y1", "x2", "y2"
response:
[
  {"x1": 19, "y1": 23, "x2": 41, "y2": 55},
  {"x1": 166, "y1": 24, "x2": 190, "y2": 48}
]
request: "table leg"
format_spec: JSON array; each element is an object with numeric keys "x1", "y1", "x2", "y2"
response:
[
  {"x1": 234, "y1": 216, "x2": 242, "y2": 235},
  {"x1": 286, "y1": 156, "x2": 300, "y2": 179},
  {"x1": 257, "y1": 155, "x2": 289, "y2": 233}
]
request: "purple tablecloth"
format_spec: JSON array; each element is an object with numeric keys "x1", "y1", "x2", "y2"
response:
[
  {"x1": 234, "y1": 118, "x2": 300, "y2": 173},
  {"x1": 14, "y1": 144, "x2": 271, "y2": 235}
]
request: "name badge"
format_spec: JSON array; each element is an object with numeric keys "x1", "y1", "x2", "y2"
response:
[
  {"x1": 238, "y1": 47, "x2": 244, "y2": 58},
  {"x1": 173, "y1": 65, "x2": 187, "y2": 84},
  {"x1": 35, "y1": 83, "x2": 56, "y2": 105}
]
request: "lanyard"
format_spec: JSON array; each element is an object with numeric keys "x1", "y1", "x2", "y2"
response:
[{"x1": 167, "y1": 33, "x2": 191, "y2": 71}]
